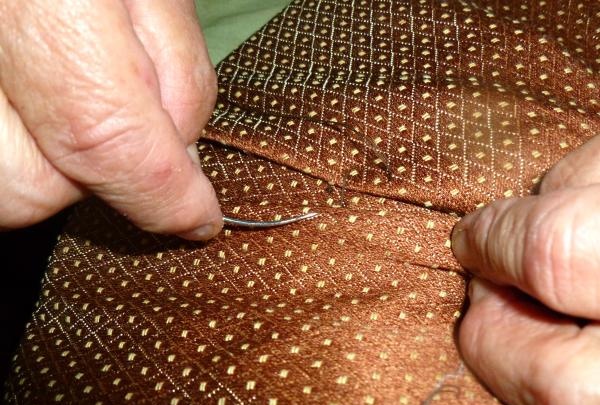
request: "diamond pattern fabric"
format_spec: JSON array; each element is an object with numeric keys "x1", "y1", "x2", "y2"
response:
[{"x1": 4, "y1": 0, "x2": 600, "y2": 404}]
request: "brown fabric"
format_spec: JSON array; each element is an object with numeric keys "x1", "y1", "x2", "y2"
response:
[{"x1": 4, "y1": 0, "x2": 600, "y2": 403}]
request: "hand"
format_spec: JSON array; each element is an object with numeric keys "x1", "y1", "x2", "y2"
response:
[
  {"x1": 452, "y1": 135, "x2": 600, "y2": 404},
  {"x1": 0, "y1": 0, "x2": 222, "y2": 240}
]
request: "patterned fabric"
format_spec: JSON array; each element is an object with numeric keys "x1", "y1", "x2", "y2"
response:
[{"x1": 4, "y1": 0, "x2": 600, "y2": 403}]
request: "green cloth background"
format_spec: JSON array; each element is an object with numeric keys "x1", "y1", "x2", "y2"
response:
[{"x1": 195, "y1": 0, "x2": 290, "y2": 64}]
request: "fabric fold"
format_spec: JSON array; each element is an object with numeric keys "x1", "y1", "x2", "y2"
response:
[{"x1": 4, "y1": 0, "x2": 600, "y2": 403}]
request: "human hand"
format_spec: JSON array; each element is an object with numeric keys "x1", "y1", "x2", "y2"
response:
[
  {"x1": 452, "y1": 135, "x2": 600, "y2": 404},
  {"x1": 0, "y1": 0, "x2": 222, "y2": 240}
]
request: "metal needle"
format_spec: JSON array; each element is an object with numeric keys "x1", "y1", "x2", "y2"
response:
[{"x1": 222, "y1": 212, "x2": 318, "y2": 229}]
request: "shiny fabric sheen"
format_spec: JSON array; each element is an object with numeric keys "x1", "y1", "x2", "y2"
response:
[{"x1": 4, "y1": 0, "x2": 600, "y2": 403}]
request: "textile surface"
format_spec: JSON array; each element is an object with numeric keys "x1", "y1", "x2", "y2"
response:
[{"x1": 4, "y1": 0, "x2": 600, "y2": 403}]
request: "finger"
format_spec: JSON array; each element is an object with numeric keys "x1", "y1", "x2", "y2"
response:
[
  {"x1": 0, "y1": 1, "x2": 222, "y2": 240},
  {"x1": 540, "y1": 135, "x2": 600, "y2": 193},
  {"x1": 460, "y1": 278, "x2": 600, "y2": 405},
  {"x1": 124, "y1": 0, "x2": 217, "y2": 144},
  {"x1": 0, "y1": 86, "x2": 83, "y2": 229},
  {"x1": 452, "y1": 186, "x2": 600, "y2": 318}
]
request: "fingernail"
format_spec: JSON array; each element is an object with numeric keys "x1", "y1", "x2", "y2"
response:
[
  {"x1": 468, "y1": 278, "x2": 493, "y2": 303},
  {"x1": 451, "y1": 210, "x2": 480, "y2": 265},
  {"x1": 179, "y1": 220, "x2": 223, "y2": 241},
  {"x1": 186, "y1": 144, "x2": 201, "y2": 166}
]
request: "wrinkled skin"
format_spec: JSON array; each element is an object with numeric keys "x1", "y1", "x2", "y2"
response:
[
  {"x1": 2, "y1": 1, "x2": 600, "y2": 402},
  {"x1": 453, "y1": 135, "x2": 600, "y2": 404},
  {"x1": 0, "y1": 0, "x2": 222, "y2": 239}
]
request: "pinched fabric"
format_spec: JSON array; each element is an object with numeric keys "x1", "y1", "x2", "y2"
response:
[{"x1": 4, "y1": 0, "x2": 600, "y2": 404}]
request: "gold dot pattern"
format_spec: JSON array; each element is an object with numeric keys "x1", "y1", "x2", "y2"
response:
[
  {"x1": 4, "y1": 0, "x2": 600, "y2": 404},
  {"x1": 6, "y1": 144, "x2": 480, "y2": 404},
  {"x1": 208, "y1": 0, "x2": 599, "y2": 213}
]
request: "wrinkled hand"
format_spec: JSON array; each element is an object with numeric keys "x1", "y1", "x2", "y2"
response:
[
  {"x1": 453, "y1": 135, "x2": 600, "y2": 404},
  {"x1": 0, "y1": 0, "x2": 222, "y2": 240}
]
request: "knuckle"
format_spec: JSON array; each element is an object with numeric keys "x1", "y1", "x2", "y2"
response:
[
  {"x1": 66, "y1": 105, "x2": 140, "y2": 153},
  {"x1": 54, "y1": 103, "x2": 154, "y2": 180}
]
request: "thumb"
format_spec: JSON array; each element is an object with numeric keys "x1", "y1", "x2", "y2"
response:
[
  {"x1": 0, "y1": 1, "x2": 222, "y2": 239},
  {"x1": 451, "y1": 187, "x2": 600, "y2": 318}
]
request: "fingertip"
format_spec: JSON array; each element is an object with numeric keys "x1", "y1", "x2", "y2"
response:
[
  {"x1": 467, "y1": 277, "x2": 495, "y2": 303},
  {"x1": 178, "y1": 144, "x2": 223, "y2": 241},
  {"x1": 451, "y1": 224, "x2": 469, "y2": 265},
  {"x1": 451, "y1": 209, "x2": 482, "y2": 270},
  {"x1": 452, "y1": 198, "x2": 520, "y2": 277},
  {"x1": 78, "y1": 120, "x2": 223, "y2": 240},
  {"x1": 170, "y1": 165, "x2": 223, "y2": 241},
  {"x1": 177, "y1": 216, "x2": 223, "y2": 241}
]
